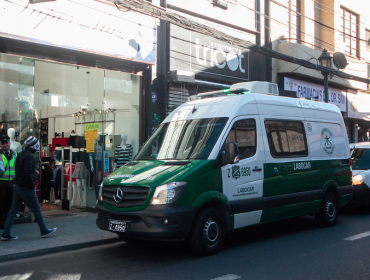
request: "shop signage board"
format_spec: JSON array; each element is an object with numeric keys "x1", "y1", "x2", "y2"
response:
[
  {"x1": 347, "y1": 92, "x2": 370, "y2": 120},
  {"x1": 0, "y1": 0, "x2": 156, "y2": 64},
  {"x1": 170, "y1": 25, "x2": 267, "y2": 83},
  {"x1": 85, "y1": 123, "x2": 99, "y2": 153},
  {"x1": 283, "y1": 77, "x2": 347, "y2": 112}
]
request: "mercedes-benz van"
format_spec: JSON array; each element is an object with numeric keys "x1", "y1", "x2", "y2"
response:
[{"x1": 96, "y1": 81, "x2": 352, "y2": 255}]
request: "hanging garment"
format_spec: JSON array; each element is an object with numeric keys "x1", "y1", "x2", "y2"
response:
[{"x1": 115, "y1": 144, "x2": 133, "y2": 169}]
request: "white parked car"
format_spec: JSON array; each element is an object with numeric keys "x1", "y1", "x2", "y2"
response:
[{"x1": 350, "y1": 142, "x2": 370, "y2": 208}]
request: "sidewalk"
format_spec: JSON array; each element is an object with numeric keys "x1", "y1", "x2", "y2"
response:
[{"x1": 0, "y1": 210, "x2": 120, "y2": 263}]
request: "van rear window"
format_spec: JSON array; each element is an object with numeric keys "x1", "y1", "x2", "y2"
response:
[{"x1": 265, "y1": 120, "x2": 308, "y2": 157}]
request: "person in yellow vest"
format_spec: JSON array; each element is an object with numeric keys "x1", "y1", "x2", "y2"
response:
[{"x1": 0, "y1": 134, "x2": 17, "y2": 230}]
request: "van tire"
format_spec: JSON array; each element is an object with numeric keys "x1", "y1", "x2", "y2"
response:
[
  {"x1": 188, "y1": 208, "x2": 226, "y2": 255},
  {"x1": 315, "y1": 192, "x2": 339, "y2": 227}
]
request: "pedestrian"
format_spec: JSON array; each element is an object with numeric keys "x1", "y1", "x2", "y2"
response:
[
  {"x1": 1, "y1": 136, "x2": 57, "y2": 241},
  {"x1": 0, "y1": 134, "x2": 17, "y2": 230}
]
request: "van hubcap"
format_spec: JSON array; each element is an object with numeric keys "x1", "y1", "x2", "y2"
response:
[
  {"x1": 203, "y1": 217, "x2": 219, "y2": 247},
  {"x1": 325, "y1": 200, "x2": 336, "y2": 221}
]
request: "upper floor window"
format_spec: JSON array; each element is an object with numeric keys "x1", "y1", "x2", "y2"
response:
[
  {"x1": 368, "y1": 64, "x2": 370, "y2": 90},
  {"x1": 366, "y1": 29, "x2": 370, "y2": 51},
  {"x1": 341, "y1": 7, "x2": 359, "y2": 57}
]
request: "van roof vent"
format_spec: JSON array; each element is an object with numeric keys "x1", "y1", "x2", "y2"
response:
[{"x1": 230, "y1": 81, "x2": 279, "y2": 96}]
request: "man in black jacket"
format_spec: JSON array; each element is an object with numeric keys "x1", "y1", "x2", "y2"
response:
[{"x1": 1, "y1": 136, "x2": 57, "y2": 241}]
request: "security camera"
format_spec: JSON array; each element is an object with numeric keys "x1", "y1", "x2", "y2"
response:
[{"x1": 86, "y1": 103, "x2": 90, "y2": 106}]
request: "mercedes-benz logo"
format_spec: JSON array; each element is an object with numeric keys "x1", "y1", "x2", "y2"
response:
[{"x1": 113, "y1": 187, "x2": 125, "y2": 203}]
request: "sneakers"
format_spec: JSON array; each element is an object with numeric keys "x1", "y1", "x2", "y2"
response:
[
  {"x1": 41, "y1": 228, "x2": 57, "y2": 238},
  {"x1": 1, "y1": 234, "x2": 19, "y2": 241}
]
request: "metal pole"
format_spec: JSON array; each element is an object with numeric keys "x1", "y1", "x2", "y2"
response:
[{"x1": 324, "y1": 73, "x2": 329, "y2": 103}]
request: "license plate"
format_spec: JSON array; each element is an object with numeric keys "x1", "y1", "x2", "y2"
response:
[{"x1": 108, "y1": 220, "x2": 127, "y2": 232}]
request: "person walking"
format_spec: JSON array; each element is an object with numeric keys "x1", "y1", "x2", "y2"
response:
[
  {"x1": 0, "y1": 134, "x2": 17, "y2": 230},
  {"x1": 1, "y1": 136, "x2": 57, "y2": 241}
]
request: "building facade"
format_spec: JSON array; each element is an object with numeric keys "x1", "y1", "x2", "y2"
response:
[
  {"x1": 0, "y1": 0, "x2": 156, "y2": 209},
  {"x1": 270, "y1": 0, "x2": 370, "y2": 143}
]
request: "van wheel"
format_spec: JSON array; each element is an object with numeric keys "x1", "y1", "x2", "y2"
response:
[
  {"x1": 188, "y1": 208, "x2": 226, "y2": 255},
  {"x1": 315, "y1": 193, "x2": 339, "y2": 227}
]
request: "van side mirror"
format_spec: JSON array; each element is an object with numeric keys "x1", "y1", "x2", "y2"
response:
[{"x1": 223, "y1": 142, "x2": 239, "y2": 165}]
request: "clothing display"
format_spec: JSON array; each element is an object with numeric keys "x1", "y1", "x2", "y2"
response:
[
  {"x1": 52, "y1": 148, "x2": 62, "y2": 165},
  {"x1": 75, "y1": 136, "x2": 86, "y2": 149},
  {"x1": 72, "y1": 162, "x2": 89, "y2": 179},
  {"x1": 71, "y1": 148, "x2": 79, "y2": 164},
  {"x1": 41, "y1": 146, "x2": 50, "y2": 158},
  {"x1": 41, "y1": 163, "x2": 52, "y2": 200},
  {"x1": 53, "y1": 164, "x2": 62, "y2": 200},
  {"x1": 68, "y1": 134, "x2": 78, "y2": 148},
  {"x1": 63, "y1": 147, "x2": 71, "y2": 161},
  {"x1": 115, "y1": 144, "x2": 133, "y2": 168}
]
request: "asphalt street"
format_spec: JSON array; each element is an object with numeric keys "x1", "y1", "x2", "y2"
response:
[{"x1": 1, "y1": 208, "x2": 370, "y2": 280}]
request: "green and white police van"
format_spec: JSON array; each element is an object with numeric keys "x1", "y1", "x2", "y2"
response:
[{"x1": 96, "y1": 81, "x2": 352, "y2": 255}]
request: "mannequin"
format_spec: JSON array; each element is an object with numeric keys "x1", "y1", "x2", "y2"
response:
[
  {"x1": 53, "y1": 161, "x2": 62, "y2": 202},
  {"x1": 72, "y1": 162, "x2": 89, "y2": 208},
  {"x1": 68, "y1": 130, "x2": 78, "y2": 148},
  {"x1": 7, "y1": 128, "x2": 21, "y2": 153},
  {"x1": 114, "y1": 133, "x2": 133, "y2": 170},
  {"x1": 53, "y1": 146, "x2": 62, "y2": 165},
  {"x1": 89, "y1": 138, "x2": 102, "y2": 197}
]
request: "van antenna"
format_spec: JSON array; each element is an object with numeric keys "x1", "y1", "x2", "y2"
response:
[{"x1": 192, "y1": 104, "x2": 197, "y2": 114}]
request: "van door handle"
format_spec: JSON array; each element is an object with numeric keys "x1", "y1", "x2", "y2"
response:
[{"x1": 253, "y1": 167, "x2": 262, "y2": 172}]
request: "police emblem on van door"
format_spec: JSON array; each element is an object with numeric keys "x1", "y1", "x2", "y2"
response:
[
  {"x1": 232, "y1": 165, "x2": 241, "y2": 179},
  {"x1": 321, "y1": 128, "x2": 335, "y2": 155}
]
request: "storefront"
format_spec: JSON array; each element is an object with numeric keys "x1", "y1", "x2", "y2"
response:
[
  {"x1": 347, "y1": 91, "x2": 370, "y2": 143},
  {"x1": 0, "y1": 0, "x2": 156, "y2": 212},
  {"x1": 279, "y1": 76, "x2": 354, "y2": 137}
]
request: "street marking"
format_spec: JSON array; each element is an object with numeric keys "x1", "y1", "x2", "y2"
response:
[
  {"x1": 0, "y1": 273, "x2": 32, "y2": 280},
  {"x1": 344, "y1": 231, "x2": 370, "y2": 241},
  {"x1": 211, "y1": 274, "x2": 241, "y2": 280}
]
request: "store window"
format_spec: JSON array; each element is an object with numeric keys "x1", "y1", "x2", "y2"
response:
[{"x1": 0, "y1": 52, "x2": 142, "y2": 210}]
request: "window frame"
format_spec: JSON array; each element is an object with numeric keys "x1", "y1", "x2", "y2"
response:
[
  {"x1": 264, "y1": 119, "x2": 308, "y2": 158},
  {"x1": 341, "y1": 6, "x2": 359, "y2": 58},
  {"x1": 225, "y1": 118, "x2": 257, "y2": 160}
]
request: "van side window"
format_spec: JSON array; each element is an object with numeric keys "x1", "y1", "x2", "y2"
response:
[
  {"x1": 265, "y1": 120, "x2": 308, "y2": 157},
  {"x1": 226, "y1": 119, "x2": 256, "y2": 160}
]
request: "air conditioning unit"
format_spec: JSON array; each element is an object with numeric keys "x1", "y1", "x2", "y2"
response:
[{"x1": 230, "y1": 81, "x2": 279, "y2": 95}]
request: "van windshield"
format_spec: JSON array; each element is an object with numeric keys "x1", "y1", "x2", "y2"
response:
[
  {"x1": 351, "y1": 148, "x2": 370, "y2": 170},
  {"x1": 135, "y1": 117, "x2": 228, "y2": 160}
]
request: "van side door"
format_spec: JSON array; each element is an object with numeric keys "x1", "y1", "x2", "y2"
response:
[{"x1": 221, "y1": 116, "x2": 265, "y2": 229}]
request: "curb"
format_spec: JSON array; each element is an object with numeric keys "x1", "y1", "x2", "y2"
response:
[{"x1": 0, "y1": 237, "x2": 121, "y2": 264}]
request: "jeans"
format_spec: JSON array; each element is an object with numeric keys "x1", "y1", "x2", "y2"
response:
[{"x1": 2, "y1": 185, "x2": 48, "y2": 236}]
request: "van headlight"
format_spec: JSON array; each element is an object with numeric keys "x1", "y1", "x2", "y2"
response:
[
  {"x1": 150, "y1": 182, "x2": 187, "y2": 205},
  {"x1": 98, "y1": 182, "x2": 104, "y2": 201},
  {"x1": 353, "y1": 174, "x2": 366, "y2": 185}
]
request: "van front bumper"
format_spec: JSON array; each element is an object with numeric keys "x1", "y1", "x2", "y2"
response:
[{"x1": 95, "y1": 202, "x2": 198, "y2": 241}]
